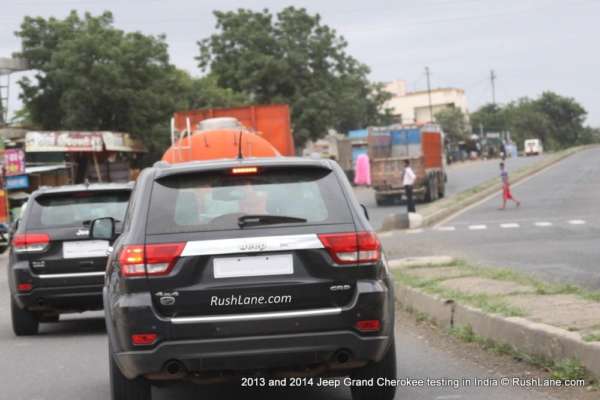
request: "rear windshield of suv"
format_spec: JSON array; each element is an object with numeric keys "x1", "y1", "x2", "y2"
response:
[
  {"x1": 147, "y1": 167, "x2": 353, "y2": 234},
  {"x1": 27, "y1": 190, "x2": 130, "y2": 229}
]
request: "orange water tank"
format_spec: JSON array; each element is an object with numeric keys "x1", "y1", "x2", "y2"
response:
[{"x1": 162, "y1": 129, "x2": 280, "y2": 164}]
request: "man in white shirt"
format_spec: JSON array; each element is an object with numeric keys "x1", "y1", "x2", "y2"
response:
[{"x1": 402, "y1": 160, "x2": 416, "y2": 213}]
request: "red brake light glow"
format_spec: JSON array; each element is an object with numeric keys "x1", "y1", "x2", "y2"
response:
[
  {"x1": 231, "y1": 166, "x2": 258, "y2": 175},
  {"x1": 17, "y1": 283, "x2": 33, "y2": 293},
  {"x1": 318, "y1": 232, "x2": 381, "y2": 265},
  {"x1": 131, "y1": 333, "x2": 158, "y2": 346},
  {"x1": 119, "y1": 243, "x2": 185, "y2": 277},
  {"x1": 12, "y1": 233, "x2": 50, "y2": 254},
  {"x1": 355, "y1": 319, "x2": 381, "y2": 333}
]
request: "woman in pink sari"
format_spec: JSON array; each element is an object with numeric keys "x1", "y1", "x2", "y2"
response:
[{"x1": 354, "y1": 153, "x2": 371, "y2": 186}]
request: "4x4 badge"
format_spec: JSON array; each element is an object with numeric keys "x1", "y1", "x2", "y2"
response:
[{"x1": 155, "y1": 291, "x2": 179, "y2": 306}]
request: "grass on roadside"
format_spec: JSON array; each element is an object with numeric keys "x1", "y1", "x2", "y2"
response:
[
  {"x1": 396, "y1": 259, "x2": 600, "y2": 305},
  {"x1": 393, "y1": 262, "x2": 526, "y2": 317},
  {"x1": 446, "y1": 323, "x2": 591, "y2": 384},
  {"x1": 583, "y1": 333, "x2": 600, "y2": 343}
]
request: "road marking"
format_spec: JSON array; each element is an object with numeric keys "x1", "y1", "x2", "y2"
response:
[
  {"x1": 406, "y1": 229, "x2": 424, "y2": 234},
  {"x1": 468, "y1": 225, "x2": 487, "y2": 230},
  {"x1": 569, "y1": 220, "x2": 586, "y2": 225},
  {"x1": 500, "y1": 223, "x2": 520, "y2": 228},
  {"x1": 535, "y1": 222, "x2": 552, "y2": 227},
  {"x1": 436, "y1": 226, "x2": 456, "y2": 231},
  {"x1": 433, "y1": 154, "x2": 572, "y2": 228}
]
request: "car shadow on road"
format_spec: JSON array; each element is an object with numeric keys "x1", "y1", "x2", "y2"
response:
[
  {"x1": 38, "y1": 316, "x2": 106, "y2": 336},
  {"x1": 153, "y1": 381, "x2": 349, "y2": 400}
]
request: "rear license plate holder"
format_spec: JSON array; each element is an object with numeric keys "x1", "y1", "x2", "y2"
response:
[
  {"x1": 63, "y1": 240, "x2": 109, "y2": 259},
  {"x1": 213, "y1": 254, "x2": 293, "y2": 279}
]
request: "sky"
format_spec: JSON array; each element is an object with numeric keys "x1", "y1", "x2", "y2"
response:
[{"x1": 1, "y1": 0, "x2": 599, "y2": 126}]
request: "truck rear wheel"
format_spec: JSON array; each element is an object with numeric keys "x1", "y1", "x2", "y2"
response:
[
  {"x1": 424, "y1": 175, "x2": 438, "y2": 203},
  {"x1": 375, "y1": 193, "x2": 394, "y2": 206}
]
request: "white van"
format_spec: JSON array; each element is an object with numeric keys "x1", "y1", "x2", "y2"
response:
[{"x1": 524, "y1": 139, "x2": 543, "y2": 156}]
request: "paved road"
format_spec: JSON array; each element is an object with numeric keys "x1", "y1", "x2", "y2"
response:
[
  {"x1": 381, "y1": 147, "x2": 600, "y2": 290},
  {"x1": 356, "y1": 154, "x2": 546, "y2": 230},
  {"x1": 0, "y1": 254, "x2": 572, "y2": 400}
]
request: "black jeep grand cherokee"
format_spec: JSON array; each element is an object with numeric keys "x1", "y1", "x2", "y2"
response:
[
  {"x1": 92, "y1": 158, "x2": 396, "y2": 400},
  {"x1": 9, "y1": 183, "x2": 132, "y2": 336}
]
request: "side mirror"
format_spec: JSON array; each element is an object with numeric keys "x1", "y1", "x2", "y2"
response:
[
  {"x1": 360, "y1": 204, "x2": 370, "y2": 220},
  {"x1": 90, "y1": 217, "x2": 116, "y2": 240}
]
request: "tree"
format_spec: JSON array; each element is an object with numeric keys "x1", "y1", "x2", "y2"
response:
[
  {"x1": 534, "y1": 91, "x2": 587, "y2": 148},
  {"x1": 15, "y1": 11, "x2": 249, "y2": 162},
  {"x1": 434, "y1": 107, "x2": 469, "y2": 143},
  {"x1": 198, "y1": 7, "x2": 391, "y2": 145},
  {"x1": 470, "y1": 92, "x2": 589, "y2": 150},
  {"x1": 469, "y1": 103, "x2": 508, "y2": 134}
]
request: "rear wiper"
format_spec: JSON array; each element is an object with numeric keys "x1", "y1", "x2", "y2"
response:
[{"x1": 238, "y1": 214, "x2": 307, "y2": 228}]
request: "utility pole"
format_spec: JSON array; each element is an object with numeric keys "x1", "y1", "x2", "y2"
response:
[
  {"x1": 425, "y1": 66, "x2": 433, "y2": 122},
  {"x1": 490, "y1": 69, "x2": 497, "y2": 105}
]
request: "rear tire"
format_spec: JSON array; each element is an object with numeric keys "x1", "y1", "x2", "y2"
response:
[
  {"x1": 11, "y1": 298, "x2": 39, "y2": 336},
  {"x1": 351, "y1": 340, "x2": 397, "y2": 400},
  {"x1": 375, "y1": 193, "x2": 393, "y2": 206},
  {"x1": 110, "y1": 345, "x2": 152, "y2": 400}
]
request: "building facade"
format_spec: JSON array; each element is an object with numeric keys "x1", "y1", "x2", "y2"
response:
[{"x1": 384, "y1": 80, "x2": 469, "y2": 124}]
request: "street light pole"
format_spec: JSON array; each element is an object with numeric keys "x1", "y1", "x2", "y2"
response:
[{"x1": 425, "y1": 66, "x2": 433, "y2": 122}]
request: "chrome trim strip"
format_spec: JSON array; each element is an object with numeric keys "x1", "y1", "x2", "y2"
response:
[
  {"x1": 180, "y1": 234, "x2": 324, "y2": 257},
  {"x1": 171, "y1": 307, "x2": 342, "y2": 324},
  {"x1": 36, "y1": 271, "x2": 105, "y2": 279}
]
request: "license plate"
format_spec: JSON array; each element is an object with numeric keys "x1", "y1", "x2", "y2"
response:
[
  {"x1": 63, "y1": 240, "x2": 109, "y2": 259},
  {"x1": 213, "y1": 254, "x2": 293, "y2": 279}
]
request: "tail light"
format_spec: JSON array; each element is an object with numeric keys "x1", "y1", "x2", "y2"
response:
[
  {"x1": 355, "y1": 319, "x2": 381, "y2": 333},
  {"x1": 318, "y1": 232, "x2": 381, "y2": 265},
  {"x1": 12, "y1": 233, "x2": 50, "y2": 254},
  {"x1": 17, "y1": 283, "x2": 33, "y2": 293},
  {"x1": 119, "y1": 243, "x2": 185, "y2": 277},
  {"x1": 131, "y1": 333, "x2": 158, "y2": 346}
]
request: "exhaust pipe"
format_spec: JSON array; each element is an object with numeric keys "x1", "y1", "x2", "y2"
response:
[
  {"x1": 333, "y1": 349, "x2": 352, "y2": 364},
  {"x1": 163, "y1": 360, "x2": 186, "y2": 377}
]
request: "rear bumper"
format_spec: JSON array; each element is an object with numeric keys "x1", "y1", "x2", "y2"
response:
[
  {"x1": 116, "y1": 330, "x2": 390, "y2": 379},
  {"x1": 10, "y1": 260, "x2": 104, "y2": 312},
  {"x1": 107, "y1": 277, "x2": 395, "y2": 379}
]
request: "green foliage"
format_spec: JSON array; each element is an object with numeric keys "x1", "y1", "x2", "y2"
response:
[
  {"x1": 551, "y1": 359, "x2": 587, "y2": 381},
  {"x1": 15, "y1": 11, "x2": 249, "y2": 162},
  {"x1": 434, "y1": 107, "x2": 469, "y2": 143},
  {"x1": 470, "y1": 103, "x2": 508, "y2": 134},
  {"x1": 471, "y1": 92, "x2": 590, "y2": 150},
  {"x1": 198, "y1": 7, "x2": 392, "y2": 145}
]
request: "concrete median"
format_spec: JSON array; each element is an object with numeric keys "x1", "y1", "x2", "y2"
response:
[{"x1": 390, "y1": 256, "x2": 600, "y2": 380}]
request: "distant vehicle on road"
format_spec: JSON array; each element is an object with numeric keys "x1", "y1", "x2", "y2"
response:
[
  {"x1": 94, "y1": 157, "x2": 396, "y2": 400},
  {"x1": 8, "y1": 183, "x2": 133, "y2": 336},
  {"x1": 369, "y1": 124, "x2": 446, "y2": 206},
  {"x1": 524, "y1": 139, "x2": 543, "y2": 156}
]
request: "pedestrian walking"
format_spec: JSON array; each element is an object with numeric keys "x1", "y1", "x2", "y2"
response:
[
  {"x1": 403, "y1": 160, "x2": 416, "y2": 213},
  {"x1": 499, "y1": 162, "x2": 520, "y2": 210}
]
